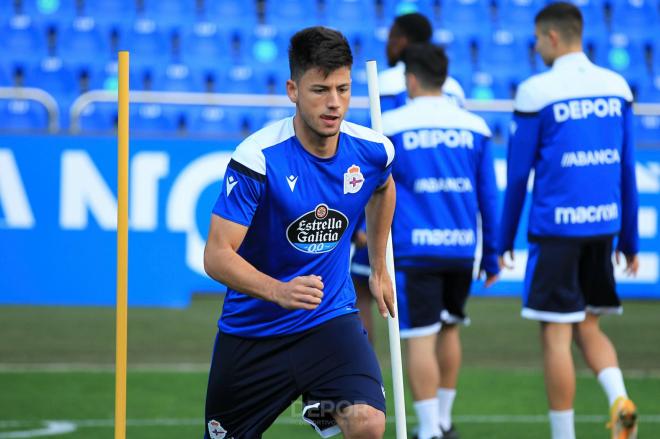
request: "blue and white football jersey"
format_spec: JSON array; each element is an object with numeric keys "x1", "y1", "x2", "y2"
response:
[
  {"x1": 499, "y1": 52, "x2": 639, "y2": 255},
  {"x1": 379, "y1": 61, "x2": 466, "y2": 112},
  {"x1": 382, "y1": 96, "x2": 500, "y2": 275},
  {"x1": 213, "y1": 117, "x2": 394, "y2": 337}
]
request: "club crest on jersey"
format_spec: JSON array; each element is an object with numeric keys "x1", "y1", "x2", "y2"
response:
[
  {"x1": 207, "y1": 420, "x2": 227, "y2": 439},
  {"x1": 286, "y1": 203, "x2": 349, "y2": 254},
  {"x1": 343, "y1": 164, "x2": 364, "y2": 194}
]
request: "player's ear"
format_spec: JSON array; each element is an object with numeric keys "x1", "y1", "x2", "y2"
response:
[{"x1": 286, "y1": 79, "x2": 298, "y2": 103}]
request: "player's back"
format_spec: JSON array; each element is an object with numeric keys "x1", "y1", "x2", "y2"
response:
[
  {"x1": 383, "y1": 96, "x2": 493, "y2": 266},
  {"x1": 513, "y1": 52, "x2": 634, "y2": 239}
]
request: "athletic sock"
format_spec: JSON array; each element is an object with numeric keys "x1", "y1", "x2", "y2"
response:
[
  {"x1": 597, "y1": 367, "x2": 628, "y2": 407},
  {"x1": 414, "y1": 398, "x2": 442, "y2": 439},
  {"x1": 549, "y1": 409, "x2": 575, "y2": 439},
  {"x1": 437, "y1": 388, "x2": 456, "y2": 431}
]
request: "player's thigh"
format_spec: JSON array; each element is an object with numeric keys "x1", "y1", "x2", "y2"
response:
[
  {"x1": 294, "y1": 314, "x2": 386, "y2": 437},
  {"x1": 523, "y1": 239, "x2": 585, "y2": 322},
  {"x1": 440, "y1": 269, "x2": 473, "y2": 324},
  {"x1": 398, "y1": 269, "x2": 445, "y2": 338},
  {"x1": 204, "y1": 331, "x2": 298, "y2": 439},
  {"x1": 579, "y1": 237, "x2": 621, "y2": 314}
]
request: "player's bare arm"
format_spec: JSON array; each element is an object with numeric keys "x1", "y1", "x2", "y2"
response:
[
  {"x1": 204, "y1": 215, "x2": 324, "y2": 310},
  {"x1": 365, "y1": 174, "x2": 396, "y2": 318}
]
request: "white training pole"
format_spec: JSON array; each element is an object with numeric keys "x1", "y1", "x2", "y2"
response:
[{"x1": 366, "y1": 59, "x2": 407, "y2": 439}]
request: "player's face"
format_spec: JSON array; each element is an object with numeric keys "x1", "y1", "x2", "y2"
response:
[
  {"x1": 288, "y1": 66, "x2": 351, "y2": 139},
  {"x1": 534, "y1": 25, "x2": 556, "y2": 66}
]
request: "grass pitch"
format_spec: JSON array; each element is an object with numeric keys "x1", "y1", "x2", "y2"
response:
[{"x1": 1, "y1": 296, "x2": 659, "y2": 438}]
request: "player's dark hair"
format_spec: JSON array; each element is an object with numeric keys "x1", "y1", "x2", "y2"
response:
[
  {"x1": 289, "y1": 26, "x2": 353, "y2": 81},
  {"x1": 393, "y1": 12, "x2": 433, "y2": 43},
  {"x1": 403, "y1": 43, "x2": 448, "y2": 89},
  {"x1": 535, "y1": 2, "x2": 583, "y2": 43}
]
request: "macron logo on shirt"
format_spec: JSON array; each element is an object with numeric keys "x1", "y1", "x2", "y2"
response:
[{"x1": 226, "y1": 175, "x2": 238, "y2": 196}]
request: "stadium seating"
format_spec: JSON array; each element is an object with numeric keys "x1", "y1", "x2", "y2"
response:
[
  {"x1": 78, "y1": 102, "x2": 116, "y2": 133},
  {"x1": 1, "y1": 14, "x2": 48, "y2": 65},
  {"x1": 610, "y1": 0, "x2": 660, "y2": 44},
  {"x1": 57, "y1": 16, "x2": 109, "y2": 67},
  {"x1": 440, "y1": 0, "x2": 493, "y2": 42},
  {"x1": 0, "y1": 99, "x2": 49, "y2": 131},
  {"x1": 0, "y1": 0, "x2": 657, "y2": 139},
  {"x1": 129, "y1": 103, "x2": 177, "y2": 133},
  {"x1": 204, "y1": 0, "x2": 258, "y2": 30}
]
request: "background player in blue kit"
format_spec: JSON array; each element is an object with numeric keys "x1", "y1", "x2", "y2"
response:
[
  {"x1": 203, "y1": 27, "x2": 396, "y2": 439},
  {"x1": 350, "y1": 12, "x2": 467, "y2": 342},
  {"x1": 382, "y1": 43, "x2": 499, "y2": 439},
  {"x1": 498, "y1": 3, "x2": 639, "y2": 439}
]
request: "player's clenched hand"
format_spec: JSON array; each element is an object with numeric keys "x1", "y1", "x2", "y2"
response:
[
  {"x1": 499, "y1": 250, "x2": 515, "y2": 270},
  {"x1": 369, "y1": 270, "x2": 396, "y2": 319},
  {"x1": 272, "y1": 275, "x2": 324, "y2": 310}
]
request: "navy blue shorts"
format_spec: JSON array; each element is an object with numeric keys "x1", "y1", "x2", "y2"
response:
[
  {"x1": 396, "y1": 267, "x2": 473, "y2": 339},
  {"x1": 523, "y1": 236, "x2": 621, "y2": 323},
  {"x1": 204, "y1": 313, "x2": 385, "y2": 439}
]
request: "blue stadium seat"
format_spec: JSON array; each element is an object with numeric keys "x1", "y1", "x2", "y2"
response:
[
  {"x1": 264, "y1": 0, "x2": 319, "y2": 30},
  {"x1": 188, "y1": 106, "x2": 243, "y2": 136},
  {"x1": 0, "y1": 65, "x2": 11, "y2": 86},
  {"x1": 381, "y1": 0, "x2": 437, "y2": 24},
  {"x1": 78, "y1": 102, "x2": 116, "y2": 133},
  {"x1": 0, "y1": 99, "x2": 49, "y2": 131},
  {"x1": 1, "y1": 15, "x2": 48, "y2": 65},
  {"x1": 214, "y1": 63, "x2": 268, "y2": 94},
  {"x1": 636, "y1": 74, "x2": 660, "y2": 102},
  {"x1": 441, "y1": 0, "x2": 492, "y2": 42},
  {"x1": 82, "y1": 0, "x2": 136, "y2": 29},
  {"x1": 242, "y1": 25, "x2": 290, "y2": 72},
  {"x1": 468, "y1": 70, "x2": 511, "y2": 100},
  {"x1": 248, "y1": 107, "x2": 296, "y2": 131},
  {"x1": 152, "y1": 63, "x2": 205, "y2": 92},
  {"x1": 205, "y1": 0, "x2": 258, "y2": 30},
  {"x1": 118, "y1": 18, "x2": 171, "y2": 71},
  {"x1": 130, "y1": 103, "x2": 176, "y2": 133},
  {"x1": 24, "y1": 56, "x2": 78, "y2": 100},
  {"x1": 434, "y1": 29, "x2": 474, "y2": 78},
  {"x1": 179, "y1": 21, "x2": 232, "y2": 72},
  {"x1": 569, "y1": 0, "x2": 607, "y2": 41},
  {"x1": 140, "y1": 0, "x2": 199, "y2": 31},
  {"x1": 635, "y1": 115, "x2": 660, "y2": 145},
  {"x1": 347, "y1": 29, "x2": 388, "y2": 67},
  {"x1": 21, "y1": 0, "x2": 77, "y2": 26},
  {"x1": 496, "y1": 0, "x2": 545, "y2": 40},
  {"x1": 610, "y1": 0, "x2": 659, "y2": 44},
  {"x1": 477, "y1": 29, "x2": 532, "y2": 83},
  {"x1": 591, "y1": 33, "x2": 648, "y2": 88},
  {"x1": 325, "y1": 0, "x2": 378, "y2": 32},
  {"x1": 351, "y1": 65, "x2": 370, "y2": 96},
  {"x1": 57, "y1": 16, "x2": 109, "y2": 67},
  {"x1": 651, "y1": 37, "x2": 660, "y2": 71}
]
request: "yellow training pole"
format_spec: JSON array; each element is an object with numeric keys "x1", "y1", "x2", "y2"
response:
[{"x1": 115, "y1": 50, "x2": 129, "y2": 439}]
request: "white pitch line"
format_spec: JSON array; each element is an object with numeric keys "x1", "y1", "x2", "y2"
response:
[{"x1": 1, "y1": 415, "x2": 660, "y2": 431}]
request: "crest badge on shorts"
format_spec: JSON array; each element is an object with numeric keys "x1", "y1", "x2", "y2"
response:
[
  {"x1": 343, "y1": 164, "x2": 364, "y2": 194},
  {"x1": 207, "y1": 420, "x2": 227, "y2": 439}
]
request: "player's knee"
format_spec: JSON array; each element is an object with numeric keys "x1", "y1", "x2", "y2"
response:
[{"x1": 342, "y1": 405, "x2": 385, "y2": 439}]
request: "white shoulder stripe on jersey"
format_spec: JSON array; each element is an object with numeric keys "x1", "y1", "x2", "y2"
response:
[
  {"x1": 381, "y1": 97, "x2": 491, "y2": 137},
  {"x1": 341, "y1": 120, "x2": 395, "y2": 166},
  {"x1": 515, "y1": 54, "x2": 633, "y2": 113},
  {"x1": 231, "y1": 117, "x2": 296, "y2": 175}
]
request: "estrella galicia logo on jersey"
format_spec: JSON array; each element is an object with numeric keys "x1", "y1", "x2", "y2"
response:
[{"x1": 286, "y1": 203, "x2": 349, "y2": 254}]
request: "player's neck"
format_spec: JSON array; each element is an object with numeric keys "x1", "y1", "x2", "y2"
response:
[
  {"x1": 293, "y1": 115, "x2": 339, "y2": 159},
  {"x1": 410, "y1": 89, "x2": 442, "y2": 100}
]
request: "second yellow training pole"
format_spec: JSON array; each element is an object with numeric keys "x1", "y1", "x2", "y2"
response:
[{"x1": 115, "y1": 50, "x2": 129, "y2": 439}]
